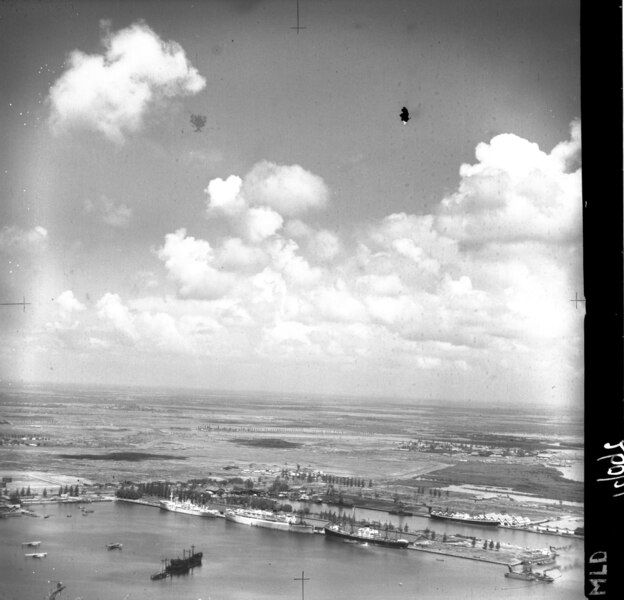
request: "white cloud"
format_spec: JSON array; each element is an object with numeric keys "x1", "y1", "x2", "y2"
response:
[
  {"x1": 205, "y1": 175, "x2": 245, "y2": 216},
  {"x1": 266, "y1": 238, "x2": 321, "y2": 286},
  {"x1": 56, "y1": 290, "x2": 86, "y2": 315},
  {"x1": 84, "y1": 196, "x2": 133, "y2": 227},
  {"x1": 0, "y1": 225, "x2": 48, "y2": 253},
  {"x1": 312, "y1": 283, "x2": 369, "y2": 323},
  {"x1": 284, "y1": 219, "x2": 314, "y2": 240},
  {"x1": 435, "y1": 128, "x2": 582, "y2": 246},
  {"x1": 216, "y1": 238, "x2": 268, "y2": 272},
  {"x1": 242, "y1": 161, "x2": 329, "y2": 216},
  {"x1": 39, "y1": 124, "x2": 582, "y2": 403},
  {"x1": 157, "y1": 229, "x2": 237, "y2": 299},
  {"x1": 308, "y1": 229, "x2": 342, "y2": 262},
  {"x1": 96, "y1": 292, "x2": 137, "y2": 340},
  {"x1": 45, "y1": 290, "x2": 86, "y2": 334},
  {"x1": 242, "y1": 206, "x2": 284, "y2": 243},
  {"x1": 356, "y1": 274, "x2": 404, "y2": 296},
  {"x1": 48, "y1": 21, "x2": 206, "y2": 143}
]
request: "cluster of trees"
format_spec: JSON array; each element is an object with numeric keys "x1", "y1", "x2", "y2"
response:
[
  {"x1": 465, "y1": 536, "x2": 500, "y2": 550},
  {"x1": 226, "y1": 495, "x2": 275, "y2": 511},
  {"x1": 268, "y1": 478, "x2": 290, "y2": 494},
  {"x1": 319, "y1": 474, "x2": 371, "y2": 488},
  {"x1": 275, "y1": 467, "x2": 373, "y2": 489},
  {"x1": 410, "y1": 487, "x2": 448, "y2": 497},
  {"x1": 317, "y1": 511, "x2": 410, "y2": 533},
  {"x1": 116, "y1": 485, "x2": 143, "y2": 499},
  {"x1": 8, "y1": 484, "x2": 83, "y2": 501}
]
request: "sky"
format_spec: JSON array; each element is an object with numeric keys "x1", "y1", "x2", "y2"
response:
[{"x1": 0, "y1": 0, "x2": 583, "y2": 406}]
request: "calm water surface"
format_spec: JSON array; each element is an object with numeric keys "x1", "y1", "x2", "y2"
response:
[{"x1": 0, "y1": 501, "x2": 583, "y2": 600}]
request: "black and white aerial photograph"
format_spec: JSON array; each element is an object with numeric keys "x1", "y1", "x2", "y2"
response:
[{"x1": 0, "y1": 1, "x2": 595, "y2": 598}]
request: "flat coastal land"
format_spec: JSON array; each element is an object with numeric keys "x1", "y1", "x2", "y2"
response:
[{"x1": 1, "y1": 383, "x2": 583, "y2": 546}]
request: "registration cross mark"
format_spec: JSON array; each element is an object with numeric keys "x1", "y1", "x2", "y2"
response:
[
  {"x1": 0, "y1": 297, "x2": 31, "y2": 312},
  {"x1": 569, "y1": 292, "x2": 586, "y2": 308},
  {"x1": 290, "y1": 0, "x2": 307, "y2": 34},
  {"x1": 294, "y1": 570, "x2": 310, "y2": 600}
]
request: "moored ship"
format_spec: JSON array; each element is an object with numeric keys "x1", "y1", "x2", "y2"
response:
[
  {"x1": 159, "y1": 494, "x2": 219, "y2": 518},
  {"x1": 151, "y1": 547, "x2": 202, "y2": 579},
  {"x1": 323, "y1": 524, "x2": 409, "y2": 548},
  {"x1": 429, "y1": 509, "x2": 500, "y2": 526},
  {"x1": 225, "y1": 508, "x2": 315, "y2": 534},
  {"x1": 504, "y1": 563, "x2": 554, "y2": 583}
]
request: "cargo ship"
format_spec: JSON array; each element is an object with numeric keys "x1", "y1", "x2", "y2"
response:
[
  {"x1": 323, "y1": 524, "x2": 409, "y2": 548},
  {"x1": 225, "y1": 508, "x2": 315, "y2": 534},
  {"x1": 166, "y1": 547, "x2": 202, "y2": 575},
  {"x1": 429, "y1": 509, "x2": 500, "y2": 526},
  {"x1": 159, "y1": 494, "x2": 219, "y2": 518},
  {"x1": 151, "y1": 547, "x2": 202, "y2": 579}
]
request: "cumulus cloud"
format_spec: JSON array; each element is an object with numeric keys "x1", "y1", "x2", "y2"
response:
[
  {"x1": 435, "y1": 125, "x2": 582, "y2": 246},
  {"x1": 205, "y1": 162, "x2": 328, "y2": 243},
  {"x1": 215, "y1": 238, "x2": 268, "y2": 272},
  {"x1": 241, "y1": 161, "x2": 329, "y2": 216},
  {"x1": 242, "y1": 206, "x2": 284, "y2": 243},
  {"x1": 48, "y1": 21, "x2": 206, "y2": 143},
  {"x1": 0, "y1": 225, "x2": 48, "y2": 253},
  {"x1": 56, "y1": 290, "x2": 86, "y2": 315},
  {"x1": 308, "y1": 229, "x2": 342, "y2": 262},
  {"x1": 96, "y1": 293, "x2": 137, "y2": 340},
  {"x1": 46, "y1": 123, "x2": 582, "y2": 402},
  {"x1": 45, "y1": 290, "x2": 86, "y2": 334},
  {"x1": 206, "y1": 163, "x2": 328, "y2": 217},
  {"x1": 157, "y1": 229, "x2": 237, "y2": 299},
  {"x1": 84, "y1": 196, "x2": 133, "y2": 227},
  {"x1": 205, "y1": 175, "x2": 245, "y2": 216}
]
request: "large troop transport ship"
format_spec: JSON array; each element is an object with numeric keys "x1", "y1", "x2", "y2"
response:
[
  {"x1": 323, "y1": 524, "x2": 409, "y2": 548},
  {"x1": 225, "y1": 508, "x2": 315, "y2": 533}
]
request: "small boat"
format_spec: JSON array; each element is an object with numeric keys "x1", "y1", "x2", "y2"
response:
[
  {"x1": 43, "y1": 515, "x2": 51, "y2": 519},
  {"x1": 22, "y1": 541, "x2": 41, "y2": 547},
  {"x1": 106, "y1": 542, "x2": 123, "y2": 550},
  {"x1": 25, "y1": 552, "x2": 47, "y2": 558}
]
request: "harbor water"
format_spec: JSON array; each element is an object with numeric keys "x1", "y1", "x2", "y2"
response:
[{"x1": 0, "y1": 500, "x2": 583, "y2": 600}]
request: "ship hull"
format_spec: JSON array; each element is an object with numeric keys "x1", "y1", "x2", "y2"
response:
[
  {"x1": 505, "y1": 572, "x2": 534, "y2": 581},
  {"x1": 323, "y1": 526, "x2": 409, "y2": 548},
  {"x1": 159, "y1": 500, "x2": 219, "y2": 517},
  {"x1": 225, "y1": 510, "x2": 314, "y2": 534},
  {"x1": 429, "y1": 513, "x2": 500, "y2": 526}
]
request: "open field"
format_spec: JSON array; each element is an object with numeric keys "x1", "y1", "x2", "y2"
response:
[{"x1": 409, "y1": 460, "x2": 583, "y2": 503}]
